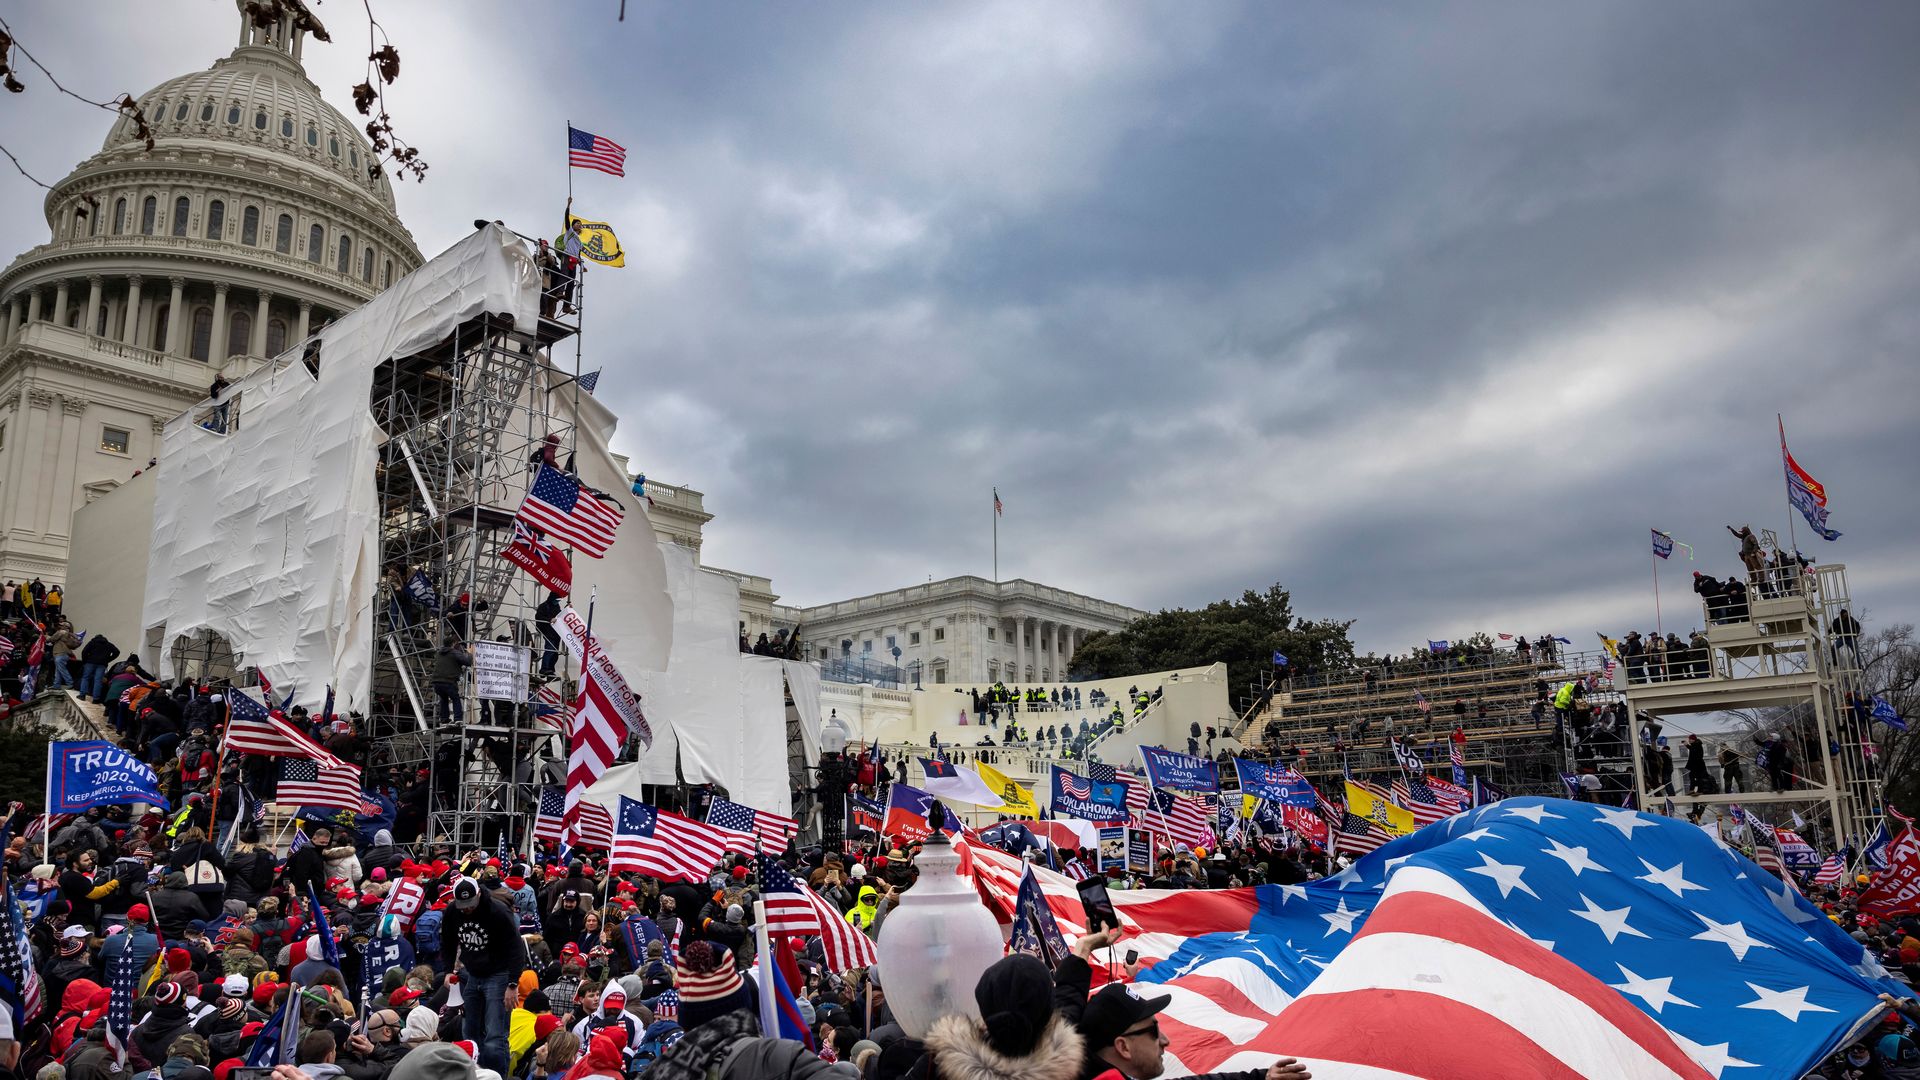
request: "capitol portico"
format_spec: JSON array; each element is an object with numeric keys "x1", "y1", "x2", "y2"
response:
[{"x1": 0, "y1": 2, "x2": 421, "y2": 584}]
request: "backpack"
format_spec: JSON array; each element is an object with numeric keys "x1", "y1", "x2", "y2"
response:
[
  {"x1": 631, "y1": 1020, "x2": 683, "y2": 1074},
  {"x1": 413, "y1": 908, "x2": 443, "y2": 958}
]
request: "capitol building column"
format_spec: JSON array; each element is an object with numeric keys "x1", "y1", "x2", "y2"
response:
[
  {"x1": 210, "y1": 283, "x2": 230, "y2": 361},
  {"x1": 251, "y1": 289, "x2": 272, "y2": 357},
  {"x1": 121, "y1": 275, "x2": 144, "y2": 346},
  {"x1": 83, "y1": 276, "x2": 103, "y2": 338},
  {"x1": 296, "y1": 300, "x2": 312, "y2": 344},
  {"x1": 25, "y1": 287, "x2": 42, "y2": 326},
  {"x1": 51, "y1": 280, "x2": 70, "y2": 328},
  {"x1": 166, "y1": 277, "x2": 187, "y2": 357}
]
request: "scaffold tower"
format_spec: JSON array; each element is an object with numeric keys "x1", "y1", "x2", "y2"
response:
[{"x1": 363, "y1": 267, "x2": 586, "y2": 851}]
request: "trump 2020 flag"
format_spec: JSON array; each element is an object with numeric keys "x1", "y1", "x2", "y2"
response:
[{"x1": 48, "y1": 742, "x2": 170, "y2": 812}]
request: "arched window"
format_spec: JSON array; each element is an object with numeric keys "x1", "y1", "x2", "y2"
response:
[
  {"x1": 253, "y1": 110, "x2": 268, "y2": 130},
  {"x1": 152, "y1": 100, "x2": 166, "y2": 123},
  {"x1": 275, "y1": 214, "x2": 293, "y2": 254},
  {"x1": 328, "y1": 134, "x2": 340, "y2": 157},
  {"x1": 361, "y1": 246, "x2": 374, "y2": 282},
  {"x1": 95, "y1": 304, "x2": 108, "y2": 337},
  {"x1": 151, "y1": 304, "x2": 170, "y2": 351},
  {"x1": 266, "y1": 318, "x2": 287, "y2": 357},
  {"x1": 112, "y1": 198, "x2": 126, "y2": 235},
  {"x1": 140, "y1": 196, "x2": 157, "y2": 235},
  {"x1": 281, "y1": 116, "x2": 294, "y2": 138},
  {"x1": 227, "y1": 310, "x2": 252, "y2": 357},
  {"x1": 175, "y1": 101, "x2": 189, "y2": 121},
  {"x1": 226, "y1": 105, "x2": 241, "y2": 125},
  {"x1": 241, "y1": 206, "x2": 259, "y2": 246},
  {"x1": 200, "y1": 101, "x2": 214, "y2": 122},
  {"x1": 382, "y1": 260, "x2": 393, "y2": 288},
  {"x1": 205, "y1": 200, "x2": 225, "y2": 239},
  {"x1": 171, "y1": 196, "x2": 190, "y2": 237},
  {"x1": 306, "y1": 125, "x2": 318, "y2": 147},
  {"x1": 337, "y1": 235, "x2": 351, "y2": 274},
  {"x1": 308, "y1": 224, "x2": 323, "y2": 262},
  {"x1": 189, "y1": 306, "x2": 213, "y2": 361},
  {"x1": 350, "y1": 148, "x2": 359, "y2": 169},
  {"x1": 67, "y1": 306, "x2": 81, "y2": 329}
]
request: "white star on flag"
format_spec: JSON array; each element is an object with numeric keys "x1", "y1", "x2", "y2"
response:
[
  {"x1": 1690, "y1": 913, "x2": 1775, "y2": 962},
  {"x1": 1321, "y1": 898, "x2": 1362, "y2": 937},
  {"x1": 1465, "y1": 852, "x2": 1539, "y2": 899},
  {"x1": 1595, "y1": 805, "x2": 1658, "y2": 838},
  {"x1": 1636, "y1": 858, "x2": 1708, "y2": 898},
  {"x1": 1570, "y1": 894, "x2": 1650, "y2": 944},
  {"x1": 1610, "y1": 965, "x2": 1697, "y2": 1014},
  {"x1": 1736, "y1": 982, "x2": 1834, "y2": 1023},
  {"x1": 1500, "y1": 803, "x2": 1565, "y2": 823},
  {"x1": 1541, "y1": 838, "x2": 1609, "y2": 876}
]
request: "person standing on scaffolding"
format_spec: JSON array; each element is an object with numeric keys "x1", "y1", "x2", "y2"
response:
[{"x1": 558, "y1": 219, "x2": 585, "y2": 316}]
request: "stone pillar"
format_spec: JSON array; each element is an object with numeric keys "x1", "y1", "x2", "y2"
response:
[
  {"x1": 295, "y1": 300, "x2": 311, "y2": 343},
  {"x1": 210, "y1": 283, "x2": 230, "y2": 360},
  {"x1": 52, "y1": 280, "x2": 70, "y2": 327},
  {"x1": 25, "y1": 288, "x2": 42, "y2": 325},
  {"x1": 0, "y1": 296, "x2": 15, "y2": 346},
  {"x1": 10, "y1": 295, "x2": 25, "y2": 339},
  {"x1": 5, "y1": 388, "x2": 56, "y2": 542},
  {"x1": 1010, "y1": 617, "x2": 1023, "y2": 684},
  {"x1": 122, "y1": 275, "x2": 144, "y2": 345},
  {"x1": 83, "y1": 276, "x2": 103, "y2": 337},
  {"x1": 251, "y1": 289, "x2": 272, "y2": 357},
  {"x1": 166, "y1": 277, "x2": 187, "y2": 357},
  {"x1": 44, "y1": 394, "x2": 89, "y2": 538}
]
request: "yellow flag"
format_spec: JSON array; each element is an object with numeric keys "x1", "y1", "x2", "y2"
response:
[
  {"x1": 1242, "y1": 793, "x2": 1262, "y2": 819},
  {"x1": 976, "y1": 761, "x2": 1039, "y2": 818},
  {"x1": 564, "y1": 215, "x2": 625, "y2": 268},
  {"x1": 1345, "y1": 781, "x2": 1415, "y2": 837}
]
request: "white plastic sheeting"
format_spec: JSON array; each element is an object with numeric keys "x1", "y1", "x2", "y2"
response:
[
  {"x1": 583, "y1": 543, "x2": 795, "y2": 817},
  {"x1": 781, "y1": 658, "x2": 825, "y2": 767},
  {"x1": 143, "y1": 225, "x2": 539, "y2": 708}
]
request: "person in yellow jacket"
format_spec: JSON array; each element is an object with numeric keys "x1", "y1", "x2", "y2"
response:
[
  {"x1": 846, "y1": 885, "x2": 881, "y2": 936},
  {"x1": 1553, "y1": 680, "x2": 1580, "y2": 724}
]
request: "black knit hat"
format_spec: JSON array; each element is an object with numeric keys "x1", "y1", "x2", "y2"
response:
[{"x1": 974, "y1": 954, "x2": 1054, "y2": 1057}]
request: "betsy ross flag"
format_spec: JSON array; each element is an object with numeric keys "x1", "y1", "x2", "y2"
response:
[
  {"x1": 610, "y1": 797, "x2": 728, "y2": 883},
  {"x1": 706, "y1": 797, "x2": 798, "y2": 855},
  {"x1": 518, "y1": 464, "x2": 623, "y2": 558},
  {"x1": 502, "y1": 520, "x2": 571, "y2": 596},
  {"x1": 567, "y1": 126, "x2": 627, "y2": 176},
  {"x1": 1780, "y1": 416, "x2": 1840, "y2": 542},
  {"x1": 276, "y1": 759, "x2": 364, "y2": 811},
  {"x1": 757, "y1": 855, "x2": 876, "y2": 972},
  {"x1": 226, "y1": 690, "x2": 345, "y2": 768}
]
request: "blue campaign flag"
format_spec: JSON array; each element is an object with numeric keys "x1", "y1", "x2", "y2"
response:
[
  {"x1": 1271, "y1": 651, "x2": 1289, "y2": 666},
  {"x1": 245, "y1": 980, "x2": 301, "y2": 1068},
  {"x1": 1050, "y1": 766, "x2": 1128, "y2": 824},
  {"x1": 1651, "y1": 529, "x2": 1675, "y2": 560},
  {"x1": 305, "y1": 885, "x2": 343, "y2": 969},
  {"x1": 1552, "y1": 636, "x2": 1573, "y2": 644},
  {"x1": 405, "y1": 570, "x2": 441, "y2": 612},
  {"x1": 1139, "y1": 745, "x2": 1220, "y2": 793},
  {"x1": 1427, "y1": 640, "x2": 1449, "y2": 653},
  {"x1": 1011, "y1": 865, "x2": 1070, "y2": 968},
  {"x1": 1471, "y1": 776, "x2": 1509, "y2": 808},
  {"x1": 1871, "y1": 696, "x2": 1907, "y2": 732},
  {"x1": 1865, "y1": 823, "x2": 1891, "y2": 871},
  {"x1": 1234, "y1": 758, "x2": 1317, "y2": 808},
  {"x1": 47, "y1": 741, "x2": 170, "y2": 812}
]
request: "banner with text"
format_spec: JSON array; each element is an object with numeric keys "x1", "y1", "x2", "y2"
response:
[
  {"x1": 1860, "y1": 829, "x2": 1920, "y2": 918},
  {"x1": 48, "y1": 741, "x2": 171, "y2": 812},
  {"x1": 1233, "y1": 758, "x2": 1317, "y2": 807},
  {"x1": 1139, "y1": 745, "x2": 1220, "y2": 793},
  {"x1": 1050, "y1": 766, "x2": 1130, "y2": 824},
  {"x1": 556, "y1": 605, "x2": 649, "y2": 743}
]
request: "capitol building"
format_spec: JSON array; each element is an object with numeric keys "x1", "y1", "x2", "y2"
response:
[{"x1": 2, "y1": 4, "x2": 1141, "y2": 674}]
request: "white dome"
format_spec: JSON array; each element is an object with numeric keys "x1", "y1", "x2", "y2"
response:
[{"x1": 111, "y1": 45, "x2": 399, "y2": 212}]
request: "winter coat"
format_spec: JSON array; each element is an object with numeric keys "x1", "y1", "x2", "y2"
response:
[
  {"x1": 132, "y1": 1001, "x2": 194, "y2": 1066},
  {"x1": 924, "y1": 1013, "x2": 1084, "y2": 1080},
  {"x1": 223, "y1": 849, "x2": 277, "y2": 905}
]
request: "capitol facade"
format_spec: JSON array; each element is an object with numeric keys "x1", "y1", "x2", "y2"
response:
[{"x1": 0, "y1": 3, "x2": 422, "y2": 585}]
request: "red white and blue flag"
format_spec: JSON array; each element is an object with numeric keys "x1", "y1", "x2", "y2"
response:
[
  {"x1": 502, "y1": 520, "x2": 571, "y2": 596},
  {"x1": 610, "y1": 797, "x2": 727, "y2": 883},
  {"x1": 567, "y1": 126, "x2": 627, "y2": 177},
  {"x1": 706, "y1": 797, "x2": 799, "y2": 855},
  {"x1": 757, "y1": 855, "x2": 876, "y2": 972},
  {"x1": 517, "y1": 464, "x2": 623, "y2": 558}
]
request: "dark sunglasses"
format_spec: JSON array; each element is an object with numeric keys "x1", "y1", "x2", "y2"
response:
[{"x1": 1121, "y1": 1021, "x2": 1160, "y2": 1041}]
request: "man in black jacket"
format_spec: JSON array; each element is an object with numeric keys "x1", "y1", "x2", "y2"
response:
[
  {"x1": 283, "y1": 825, "x2": 334, "y2": 902},
  {"x1": 1054, "y1": 929, "x2": 1310, "y2": 1080},
  {"x1": 442, "y1": 876, "x2": 528, "y2": 1076},
  {"x1": 77, "y1": 633, "x2": 117, "y2": 703}
]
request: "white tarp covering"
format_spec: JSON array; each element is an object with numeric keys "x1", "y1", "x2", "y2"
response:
[
  {"x1": 582, "y1": 543, "x2": 794, "y2": 817},
  {"x1": 781, "y1": 658, "x2": 825, "y2": 767},
  {"x1": 143, "y1": 225, "x2": 540, "y2": 708}
]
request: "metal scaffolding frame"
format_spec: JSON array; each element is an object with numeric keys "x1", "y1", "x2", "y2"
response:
[
  {"x1": 1624, "y1": 562, "x2": 1878, "y2": 850},
  {"x1": 363, "y1": 272, "x2": 586, "y2": 851}
]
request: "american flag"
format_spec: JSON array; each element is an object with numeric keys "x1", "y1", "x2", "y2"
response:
[
  {"x1": 1320, "y1": 789, "x2": 1391, "y2": 857},
  {"x1": 0, "y1": 636, "x2": 13, "y2": 663},
  {"x1": 564, "y1": 656, "x2": 629, "y2": 842},
  {"x1": 1140, "y1": 788, "x2": 1213, "y2": 850},
  {"x1": 1810, "y1": 853, "x2": 1844, "y2": 886},
  {"x1": 706, "y1": 797, "x2": 798, "y2": 855},
  {"x1": 993, "y1": 488, "x2": 1003, "y2": 517},
  {"x1": 757, "y1": 855, "x2": 877, "y2": 972},
  {"x1": 609, "y1": 797, "x2": 727, "y2": 883},
  {"x1": 1390, "y1": 774, "x2": 1465, "y2": 828},
  {"x1": 0, "y1": 866, "x2": 42, "y2": 1030},
  {"x1": 532, "y1": 683, "x2": 566, "y2": 728},
  {"x1": 105, "y1": 927, "x2": 140, "y2": 1065},
  {"x1": 534, "y1": 787, "x2": 613, "y2": 849},
  {"x1": 968, "y1": 799, "x2": 1887, "y2": 1079},
  {"x1": 567, "y1": 126, "x2": 627, "y2": 177},
  {"x1": 276, "y1": 758, "x2": 365, "y2": 810},
  {"x1": 225, "y1": 690, "x2": 344, "y2": 767},
  {"x1": 517, "y1": 464, "x2": 623, "y2": 558},
  {"x1": 576, "y1": 369, "x2": 601, "y2": 394}
]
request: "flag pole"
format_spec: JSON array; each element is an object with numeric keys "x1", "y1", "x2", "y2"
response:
[
  {"x1": 1652, "y1": 548, "x2": 1663, "y2": 639},
  {"x1": 1778, "y1": 413, "x2": 1796, "y2": 553},
  {"x1": 992, "y1": 488, "x2": 998, "y2": 583}
]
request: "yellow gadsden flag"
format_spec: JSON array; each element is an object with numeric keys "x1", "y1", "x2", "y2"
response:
[
  {"x1": 564, "y1": 215, "x2": 625, "y2": 267},
  {"x1": 1345, "y1": 781, "x2": 1416, "y2": 837},
  {"x1": 976, "y1": 760, "x2": 1039, "y2": 818}
]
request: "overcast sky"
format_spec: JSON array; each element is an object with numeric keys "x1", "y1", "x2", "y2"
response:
[{"x1": 4, "y1": 3, "x2": 1917, "y2": 654}]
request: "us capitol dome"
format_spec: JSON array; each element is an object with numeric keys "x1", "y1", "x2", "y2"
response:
[{"x1": 0, "y1": 0, "x2": 423, "y2": 583}]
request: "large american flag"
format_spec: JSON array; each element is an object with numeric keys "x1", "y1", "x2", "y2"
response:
[
  {"x1": 225, "y1": 690, "x2": 344, "y2": 767},
  {"x1": 966, "y1": 799, "x2": 1894, "y2": 1079},
  {"x1": 757, "y1": 855, "x2": 877, "y2": 972},
  {"x1": 1390, "y1": 775, "x2": 1460, "y2": 828},
  {"x1": 564, "y1": 654, "x2": 629, "y2": 842},
  {"x1": 706, "y1": 797, "x2": 798, "y2": 855},
  {"x1": 517, "y1": 464, "x2": 623, "y2": 558},
  {"x1": 610, "y1": 797, "x2": 727, "y2": 883},
  {"x1": 567, "y1": 126, "x2": 627, "y2": 177},
  {"x1": 533, "y1": 786, "x2": 613, "y2": 850},
  {"x1": 276, "y1": 758, "x2": 365, "y2": 810}
]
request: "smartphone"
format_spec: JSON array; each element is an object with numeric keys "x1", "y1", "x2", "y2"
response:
[
  {"x1": 1076, "y1": 875, "x2": 1120, "y2": 933},
  {"x1": 1124, "y1": 949, "x2": 1139, "y2": 966}
]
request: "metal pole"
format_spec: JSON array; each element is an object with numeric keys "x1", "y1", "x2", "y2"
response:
[
  {"x1": 1777, "y1": 414, "x2": 1801, "y2": 557},
  {"x1": 1652, "y1": 551, "x2": 1663, "y2": 639}
]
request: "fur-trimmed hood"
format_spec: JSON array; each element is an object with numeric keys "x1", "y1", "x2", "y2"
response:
[{"x1": 925, "y1": 1013, "x2": 1085, "y2": 1080}]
